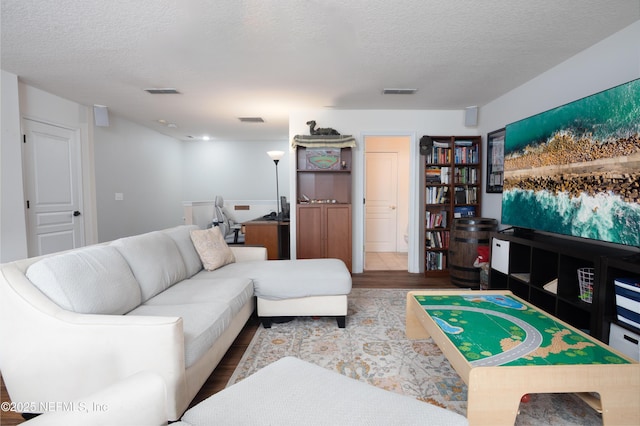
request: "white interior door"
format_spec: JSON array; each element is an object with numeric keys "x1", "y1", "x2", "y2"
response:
[
  {"x1": 23, "y1": 119, "x2": 84, "y2": 256},
  {"x1": 365, "y1": 152, "x2": 398, "y2": 252}
]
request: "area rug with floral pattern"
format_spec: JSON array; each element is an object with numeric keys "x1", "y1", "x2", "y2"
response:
[{"x1": 228, "y1": 288, "x2": 601, "y2": 425}]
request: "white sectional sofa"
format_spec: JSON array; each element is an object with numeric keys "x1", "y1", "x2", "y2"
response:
[{"x1": 0, "y1": 225, "x2": 351, "y2": 421}]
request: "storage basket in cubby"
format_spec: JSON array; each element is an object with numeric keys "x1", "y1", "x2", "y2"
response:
[{"x1": 578, "y1": 267, "x2": 594, "y2": 303}]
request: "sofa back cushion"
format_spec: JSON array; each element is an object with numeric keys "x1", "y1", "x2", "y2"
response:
[
  {"x1": 112, "y1": 231, "x2": 187, "y2": 302},
  {"x1": 162, "y1": 225, "x2": 203, "y2": 277},
  {"x1": 25, "y1": 245, "x2": 142, "y2": 314}
]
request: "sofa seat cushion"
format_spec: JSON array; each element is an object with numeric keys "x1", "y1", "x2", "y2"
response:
[
  {"x1": 191, "y1": 259, "x2": 351, "y2": 300},
  {"x1": 144, "y1": 277, "x2": 254, "y2": 319},
  {"x1": 112, "y1": 231, "x2": 188, "y2": 302},
  {"x1": 25, "y1": 245, "x2": 141, "y2": 314},
  {"x1": 127, "y1": 301, "x2": 232, "y2": 368}
]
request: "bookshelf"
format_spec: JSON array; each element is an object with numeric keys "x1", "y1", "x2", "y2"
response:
[{"x1": 421, "y1": 135, "x2": 482, "y2": 276}]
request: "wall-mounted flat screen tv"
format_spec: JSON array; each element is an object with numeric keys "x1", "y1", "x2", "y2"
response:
[{"x1": 502, "y1": 78, "x2": 640, "y2": 247}]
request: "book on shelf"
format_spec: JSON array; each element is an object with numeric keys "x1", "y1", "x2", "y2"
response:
[
  {"x1": 426, "y1": 166, "x2": 442, "y2": 183},
  {"x1": 454, "y1": 187, "x2": 477, "y2": 204},
  {"x1": 433, "y1": 141, "x2": 450, "y2": 148},
  {"x1": 425, "y1": 209, "x2": 448, "y2": 229},
  {"x1": 440, "y1": 167, "x2": 450, "y2": 184},
  {"x1": 425, "y1": 230, "x2": 450, "y2": 249},
  {"x1": 454, "y1": 206, "x2": 476, "y2": 218},
  {"x1": 454, "y1": 145, "x2": 479, "y2": 164},
  {"x1": 426, "y1": 251, "x2": 447, "y2": 271},
  {"x1": 454, "y1": 167, "x2": 477, "y2": 184},
  {"x1": 426, "y1": 186, "x2": 449, "y2": 204}
]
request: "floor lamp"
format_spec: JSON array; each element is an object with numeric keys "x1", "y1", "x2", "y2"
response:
[
  {"x1": 267, "y1": 150, "x2": 284, "y2": 219},
  {"x1": 267, "y1": 150, "x2": 284, "y2": 262}
]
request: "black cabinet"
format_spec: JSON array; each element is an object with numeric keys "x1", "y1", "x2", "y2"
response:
[{"x1": 489, "y1": 231, "x2": 637, "y2": 342}]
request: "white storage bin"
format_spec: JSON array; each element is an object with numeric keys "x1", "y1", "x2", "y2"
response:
[
  {"x1": 491, "y1": 237, "x2": 509, "y2": 274},
  {"x1": 609, "y1": 323, "x2": 640, "y2": 361},
  {"x1": 614, "y1": 278, "x2": 640, "y2": 330}
]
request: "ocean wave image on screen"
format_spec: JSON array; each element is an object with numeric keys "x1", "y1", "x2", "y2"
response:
[{"x1": 502, "y1": 189, "x2": 640, "y2": 247}]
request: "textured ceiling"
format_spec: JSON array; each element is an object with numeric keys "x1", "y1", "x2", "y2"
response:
[{"x1": 2, "y1": 1, "x2": 639, "y2": 141}]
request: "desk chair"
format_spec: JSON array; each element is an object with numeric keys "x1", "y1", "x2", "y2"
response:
[{"x1": 212, "y1": 195, "x2": 244, "y2": 244}]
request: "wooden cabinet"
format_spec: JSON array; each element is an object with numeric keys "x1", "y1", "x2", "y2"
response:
[
  {"x1": 295, "y1": 146, "x2": 352, "y2": 271},
  {"x1": 297, "y1": 204, "x2": 352, "y2": 271},
  {"x1": 244, "y1": 220, "x2": 290, "y2": 260},
  {"x1": 421, "y1": 135, "x2": 482, "y2": 276},
  {"x1": 489, "y1": 231, "x2": 636, "y2": 342}
]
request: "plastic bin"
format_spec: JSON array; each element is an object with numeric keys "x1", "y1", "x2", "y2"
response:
[{"x1": 615, "y1": 278, "x2": 640, "y2": 330}]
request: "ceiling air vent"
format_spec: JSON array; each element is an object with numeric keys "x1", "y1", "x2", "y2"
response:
[
  {"x1": 238, "y1": 117, "x2": 264, "y2": 123},
  {"x1": 382, "y1": 88, "x2": 418, "y2": 95},
  {"x1": 144, "y1": 88, "x2": 181, "y2": 94}
]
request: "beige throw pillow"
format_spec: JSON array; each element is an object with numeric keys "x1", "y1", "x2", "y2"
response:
[{"x1": 190, "y1": 227, "x2": 236, "y2": 271}]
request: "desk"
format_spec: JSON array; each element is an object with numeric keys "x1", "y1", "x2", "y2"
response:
[
  {"x1": 406, "y1": 290, "x2": 639, "y2": 426},
  {"x1": 243, "y1": 220, "x2": 290, "y2": 260}
]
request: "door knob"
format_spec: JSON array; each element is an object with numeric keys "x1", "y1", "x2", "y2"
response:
[
  {"x1": 390, "y1": 205, "x2": 396, "y2": 210},
  {"x1": 73, "y1": 211, "x2": 81, "y2": 216}
]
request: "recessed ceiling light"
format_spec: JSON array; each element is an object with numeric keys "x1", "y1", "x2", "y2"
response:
[
  {"x1": 238, "y1": 117, "x2": 264, "y2": 123},
  {"x1": 382, "y1": 88, "x2": 418, "y2": 95},
  {"x1": 144, "y1": 88, "x2": 181, "y2": 94},
  {"x1": 202, "y1": 135, "x2": 210, "y2": 141}
]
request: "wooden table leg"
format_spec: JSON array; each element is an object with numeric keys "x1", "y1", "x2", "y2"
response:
[
  {"x1": 466, "y1": 368, "x2": 521, "y2": 426},
  {"x1": 598, "y1": 364, "x2": 640, "y2": 426},
  {"x1": 405, "y1": 293, "x2": 431, "y2": 340}
]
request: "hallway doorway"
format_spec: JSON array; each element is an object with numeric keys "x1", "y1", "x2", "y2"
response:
[{"x1": 363, "y1": 135, "x2": 410, "y2": 271}]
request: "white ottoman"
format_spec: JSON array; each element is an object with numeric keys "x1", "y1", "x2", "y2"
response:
[
  {"x1": 176, "y1": 357, "x2": 468, "y2": 426},
  {"x1": 252, "y1": 258, "x2": 352, "y2": 328}
]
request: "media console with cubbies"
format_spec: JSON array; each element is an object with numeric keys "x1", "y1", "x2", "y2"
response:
[{"x1": 489, "y1": 230, "x2": 640, "y2": 344}]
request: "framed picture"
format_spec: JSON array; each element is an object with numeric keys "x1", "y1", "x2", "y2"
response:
[
  {"x1": 486, "y1": 128, "x2": 505, "y2": 193},
  {"x1": 305, "y1": 148, "x2": 341, "y2": 170}
]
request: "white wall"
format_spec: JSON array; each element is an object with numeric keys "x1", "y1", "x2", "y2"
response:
[
  {"x1": 94, "y1": 116, "x2": 184, "y2": 241},
  {"x1": 289, "y1": 110, "x2": 475, "y2": 273},
  {"x1": 180, "y1": 139, "x2": 290, "y2": 203},
  {"x1": 478, "y1": 20, "x2": 640, "y2": 224},
  {"x1": 1, "y1": 71, "x2": 28, "y2": 262}
]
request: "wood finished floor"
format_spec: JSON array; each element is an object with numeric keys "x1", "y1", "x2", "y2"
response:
[{"x1": 0, "y1": 271, "x2": 454, "y2": 425}]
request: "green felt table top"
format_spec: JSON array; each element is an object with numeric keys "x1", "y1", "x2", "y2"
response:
[{"x1": 413, "y1": 293, "x2": 631, "y2": 367}]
